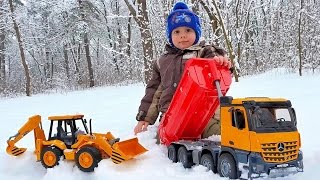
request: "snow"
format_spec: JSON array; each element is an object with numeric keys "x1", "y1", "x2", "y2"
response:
[{"x1": 1, "y1": 68, "x2": 320, "y2": 180}]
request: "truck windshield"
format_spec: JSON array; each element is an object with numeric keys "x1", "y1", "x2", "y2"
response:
[{"x1": 250, "y1": 107, "x2": 297, "y2": 132}]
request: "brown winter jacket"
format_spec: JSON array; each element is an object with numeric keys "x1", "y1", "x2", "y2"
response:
[{"x1": 136, "y1": 40, "x2": 227, "y2": 125}]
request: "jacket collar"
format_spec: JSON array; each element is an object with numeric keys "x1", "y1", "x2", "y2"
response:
[{"x1": 165, "y1": 39, "x2": 207, "y2": 54}]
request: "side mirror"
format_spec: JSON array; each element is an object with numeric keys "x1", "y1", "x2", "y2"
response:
[{"x1": 291, "y1": 108, "x2": 297, "y2": 126}]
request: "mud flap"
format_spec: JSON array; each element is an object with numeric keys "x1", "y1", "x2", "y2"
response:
[
  {"x1": 111, "y1": 137, "x2": 147, "y2": 164},
  {"x1": 6, "y1": 145, "x2": 27, "y2": 156}
]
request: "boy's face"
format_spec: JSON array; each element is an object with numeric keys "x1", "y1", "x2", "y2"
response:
[{"x1": 171, "y1": 26, "x2": 196, "y2": 50}]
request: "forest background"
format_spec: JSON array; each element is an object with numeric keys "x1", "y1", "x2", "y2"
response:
[{"x1": 0, "y1": 0, "x2": 319, "y2": 97}]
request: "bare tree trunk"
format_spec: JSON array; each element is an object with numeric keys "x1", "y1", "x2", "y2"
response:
[
  {"x1": 207, "y1": 0, "x2": 239, "y2": 81},
  {"x1": 298, "y1": 0, "x2": 304, "y2": 76},
  {"x1": 50, "y1": 56, "x2": 53, "y2": 81},
  {"x1": 8, "y1": 0, "x2": 31, "y2": 96},
  {"x1": 0, "y1": 0, "x2": 4, "y2": 85},
  {"x1": 83, "y1": 33, "x2": 94, "y2": 87},
  {"x1": 63, "y1": 44, "x2": 70, "y2": 81},
  {"x1": 0, "y1": 30, "x2": 5, "y2": 84},
  {"x1": 126, "y1": 16, "x2": 132, "y2": 58},
  {"x1": 199, "y1": 1, "x2": 219, "y2": 39},
  {"x1": 78, "y1": 0, "x2": 94, "y2": 87},
  {"x1": 45, "y1": 48, "x2": 50, "y2": 78},
  {"x1": 100, "y1": 0, "x2": 120, "y2": 73},
  {"x1": 0, "y1": 0, "x2": 5, "y2": 86},
  {"x1": 162, "y1": 0, "x2": 174, "y2": 19},
  {"x1": 69, "y1": 41, "x2": 82, "y2": 84},
  {"x1": 235, "y1": 0, "x2": 241, "y2": 68},
  {"x1": 99, "y1": 0, "x2": 120, "y2": 73},
  {"x1": 191, "y1": 0, "x2": 200, "y2": 13},
  {"x1": 116, "y1": 0, "x2": 124, "y2": 68},
  {"x1": 77, "y1": 43, "x2": 82, "y2": 84},
  {"x1": 124, "y1": 0, "x2": 154, "y2": 82},
  {"x1": 96, "y1": 38, "x2": 100, "y2": 66}
]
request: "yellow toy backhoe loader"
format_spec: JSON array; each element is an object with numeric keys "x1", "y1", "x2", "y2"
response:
[{"x1": 6, "y1": 114, "x2": 147, "y2": 172}]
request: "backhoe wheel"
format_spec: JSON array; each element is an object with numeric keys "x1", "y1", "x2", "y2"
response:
[
  {"x1": 218, "y1": 153, "x2": 238, "y2": 179},
  {"x1": 75, "y1": 147, "x2": 99, "y2": 172},
  {"x1": 93, "y1": 148, "x2": 102, "y2": 163},
  {"x1": 40, "y1": 146, "x2": 61, "y2": 168},
  {"x1": 200, "y1": 153, "x2": 215, "y2": 173},
  {"x1": 168, "y1": 144, "x2": 177, "y2": 163},
  {"x1": 177, "y1": 146, "x2": 193, "y2": 168}
]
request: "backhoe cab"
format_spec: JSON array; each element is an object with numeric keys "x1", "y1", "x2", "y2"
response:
[
  {"x1": 6, "y1": 114, "x2": 147, "y2": 172},
  {"x1": 47, "y1": 115, "x2": 90, "y2": 148}
]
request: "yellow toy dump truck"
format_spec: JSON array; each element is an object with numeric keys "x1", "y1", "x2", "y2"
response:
[
  {"x1": 6, "y1": 114, "x2": 147, "y2": 172},
  {"x1": 159, "y1": 58, "x2": 303, "y2": 179}
]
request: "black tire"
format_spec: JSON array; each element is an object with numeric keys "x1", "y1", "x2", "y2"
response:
[
  {"x1": 177, "y1": 146, "x2": 193, "y2": 168},
  {"x1": 40, "y1": 146, "x2": 61, "y2": 168},
  {"x1": 168, "y1": 144, "x2": 178, "y2": 163},
  {"x1": 218, "y1": 153, "x2": 238, "y2": 179},
  {"x1": 200, "y1": 153, "x2": 215, "y2": 172},
  {"x1": 75, "y1": 147, "x2": 99, "y2": 172},
  {"x1": 91, "y1": 147, "x2": 102, "y2": 162}
]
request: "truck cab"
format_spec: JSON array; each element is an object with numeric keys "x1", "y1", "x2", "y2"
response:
[{"x1": 218, "y1": 97, "x2": 303, "y2": 178}]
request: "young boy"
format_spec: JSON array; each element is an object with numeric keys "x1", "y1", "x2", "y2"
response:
[{"x1": 134, "y1": 2, "x2": 231, "y2": 138}]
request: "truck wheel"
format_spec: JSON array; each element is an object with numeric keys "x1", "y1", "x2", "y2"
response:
[
  {"x1": 76, "y1": 147, "x2": 99, "y2": 172},
  {"x1": 40, "y1": 146, "x2": 61, "y2": 168},
  {"x1": 200, "y1": 154, "x2": 215, "y2": 172},
  {"x1": 218, "y1": 153, "x2": 238, "y2": 179},
  {"x1": 168, "y1": 144, "x2": 177, "y2": 163},
  {"x1": 177, "y1": 146, "x2": 193, "y2": 168}
]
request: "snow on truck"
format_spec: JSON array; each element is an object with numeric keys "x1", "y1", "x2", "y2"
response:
[{"x1": 159, "y1": 58, "x2": 304, "y2": 179}]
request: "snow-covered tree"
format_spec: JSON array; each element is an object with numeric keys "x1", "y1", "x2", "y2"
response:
[{"x1": 0, "y1": 0, "x2": 319, "y2": 97}]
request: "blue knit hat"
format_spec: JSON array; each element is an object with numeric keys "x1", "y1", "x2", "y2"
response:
[{"x1": 166, "y1": 2, "x2": 202, "y2": 47}]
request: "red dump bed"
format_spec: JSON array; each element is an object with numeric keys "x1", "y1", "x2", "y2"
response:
[{"x1": 159, "y1": 58, "x2": 232, "y2": 146}]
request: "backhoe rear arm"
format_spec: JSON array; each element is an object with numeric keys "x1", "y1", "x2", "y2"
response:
[{"x1": 7, "y1": 115, "x2": 46, "y2": 156}]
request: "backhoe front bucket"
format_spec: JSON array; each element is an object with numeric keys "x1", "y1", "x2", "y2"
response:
[
  {"x1": 6, "y1": 145, "x2": 27, "y2": 156},
  {"x1": 111, "y1": 137, "x2": 147, "y2": 164}
]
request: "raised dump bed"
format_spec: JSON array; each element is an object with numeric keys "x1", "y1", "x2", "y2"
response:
[{"x1": 159, "y1": 58, "x2": 232, "y2": 146}]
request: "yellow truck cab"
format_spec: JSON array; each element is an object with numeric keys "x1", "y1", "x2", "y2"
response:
[
  {"x1": 168, "y1": 96, "x2": 303, "y2": 179},
  {"x1": 219, "y1": 96, "x2": 303, "y2": 178}
]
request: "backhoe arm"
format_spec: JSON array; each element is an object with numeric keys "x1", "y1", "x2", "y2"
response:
[{"x1": 7, "y1": 115, "x2": 46, "y2": 156}]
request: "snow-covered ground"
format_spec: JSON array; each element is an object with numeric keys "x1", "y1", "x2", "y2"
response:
[{"x1": 0, "y1": 68, "x2": 319, "y2": 180}]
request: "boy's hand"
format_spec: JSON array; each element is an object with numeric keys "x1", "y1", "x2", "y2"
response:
[
  {"x1": 214, "y1": 56, "x2": 232, "y2": 69},
  {"x1": 134, "y1": 121, "x2": 150, "y2": 135}
]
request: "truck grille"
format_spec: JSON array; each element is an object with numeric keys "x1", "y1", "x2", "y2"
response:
[{"x1": 261, "y1": 141, "x2": 298, "y2": 163}]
